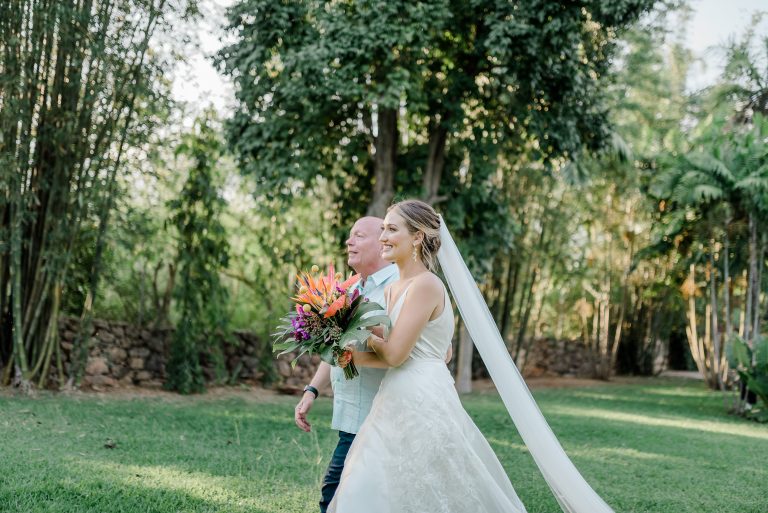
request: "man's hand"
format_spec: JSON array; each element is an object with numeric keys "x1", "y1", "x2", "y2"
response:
[
  {"x1": 368, "y1": 325, "x2": 385, "y2": 338},
  {"x1": 444, "y1": 344, "x2": 453, "y2": 364},
  {"x1": 295, "y1": 392, "x2": 315, "y2": 432},
  {"x1": 295, "y1": 363, "x2": 331, "y2": 433},
  {"x1": 366, "y1": 333, "x2": 385, "y2": 351}
]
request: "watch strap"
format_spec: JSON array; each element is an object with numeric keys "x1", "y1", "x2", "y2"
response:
[{"x1": 303, "y1": 385, "x2": 319, "y2": 399}]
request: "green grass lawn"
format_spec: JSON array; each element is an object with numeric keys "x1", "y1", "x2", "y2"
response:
[{"x1": 1, "y1": 378, "x2": 766, "y2": 513}]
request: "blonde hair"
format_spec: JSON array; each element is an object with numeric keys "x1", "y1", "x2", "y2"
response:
[{"x1": 387, "y1": 199, "x2": 441, "y2": 271}]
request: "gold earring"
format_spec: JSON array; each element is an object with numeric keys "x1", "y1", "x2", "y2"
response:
[{"x1": 412, "y1": 245, "x2": 419, "y2": 262}]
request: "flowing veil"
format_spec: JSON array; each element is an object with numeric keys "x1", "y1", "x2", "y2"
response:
[{"x1": 437, "y1": 216, "x2": 614, "y2": 513}]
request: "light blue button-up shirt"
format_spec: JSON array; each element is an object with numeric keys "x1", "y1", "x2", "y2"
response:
[{"x1": 331, "y1": 264, "x2": 399, "y2": 434}]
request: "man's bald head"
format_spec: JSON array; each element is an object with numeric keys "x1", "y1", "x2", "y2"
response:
[
  {"x1": 345, "y1": 216, "x2": 390, "y2": 277},
  {"x1": 355, "y1": 216, "x2": 383, "y2": 233}
]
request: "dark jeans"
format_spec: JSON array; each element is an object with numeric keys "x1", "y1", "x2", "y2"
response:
[{"x1": 319, "y1": 431, "x2": 356, "y2": 513}]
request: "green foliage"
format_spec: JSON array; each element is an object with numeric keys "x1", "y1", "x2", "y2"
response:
[
  {"x1": 217, "y1": 0, "x2": 655, "y2": 217},
  {"x1": 164, "y1": 114, "x2": 232, "y2": 395},
  {"x1": 727, "y1": 335, "x2": 768, "y2": 411},
  {"x1": 0, "y1": 0, "x2": 199, "y2": 386}
]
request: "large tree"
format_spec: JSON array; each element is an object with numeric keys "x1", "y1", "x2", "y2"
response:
[{"x1": 217, "y1": 0, "x2": 657, "y2": 220}]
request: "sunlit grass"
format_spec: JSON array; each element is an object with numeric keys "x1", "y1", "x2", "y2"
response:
[
  {"x1": 548, "y1": 405, "x2": 768, "y2": 440},
  {"x1": 1, "y1": 379, "x2": 766, "y2": 513}
]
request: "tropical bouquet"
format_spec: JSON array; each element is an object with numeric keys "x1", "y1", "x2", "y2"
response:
[{"x1": 273, "y1": 264, "x2": 390, "y2": 379}]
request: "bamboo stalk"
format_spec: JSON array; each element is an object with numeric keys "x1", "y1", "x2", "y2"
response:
[{"x1": 708, "y1": 250, "x2": 724, "y2": 390}]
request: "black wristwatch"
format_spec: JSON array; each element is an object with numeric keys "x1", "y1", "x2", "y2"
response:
[{"x1": 303, "y1": 385, "x2": 319, "y2": 399}]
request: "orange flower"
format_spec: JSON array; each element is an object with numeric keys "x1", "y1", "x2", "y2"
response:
[
  {"x1": 324, "y1": 294, "x2": 347, "y2": 318},
  {"x1": 337, "y1": 350, "x2": 353, "y2": 368},
  {"x1": 340, "y1": 273, "x2": 361, "y2": 290}
]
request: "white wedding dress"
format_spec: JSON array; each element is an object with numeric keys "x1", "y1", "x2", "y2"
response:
[{"x1": 328, "y1": 283, "x2": 527, "y2": 513}]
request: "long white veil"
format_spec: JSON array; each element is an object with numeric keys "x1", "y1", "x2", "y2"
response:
[{"x1": 437, "y1": 216, "x2": 614, "y2": 513}]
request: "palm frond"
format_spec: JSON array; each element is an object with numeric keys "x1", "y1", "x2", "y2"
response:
[
  {"x1": 561, "y1": 160, "x2": 590, "y2": 187},
  {"x1": 685, "y1": 152, "x2": 735, "y2": 183},
  {"x1": 691, "y1": 184, "x2": 724, "y2": 203},
  {"x1": 735, "y1": 173, "x2": 768, "y2": 192},
  {"x1": 648, "y1": 167, "x2": 682, "y2": 199},
  {"x1": 608, "y1": 132, "x2": 633, "y2": 164}
]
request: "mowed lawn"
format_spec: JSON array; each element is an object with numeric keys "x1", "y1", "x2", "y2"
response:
[{"x1": 1, "y1": 378, "x2": 766, "y2": 513}]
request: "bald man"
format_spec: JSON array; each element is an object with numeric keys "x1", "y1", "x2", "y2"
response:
[{"x1": 294, "y1": 217, "x2": 398, "y2": 513}]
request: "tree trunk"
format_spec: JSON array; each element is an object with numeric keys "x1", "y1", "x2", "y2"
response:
[
  {"x1": 610, "y1": 233, "x2": 635, "y2": 372},
  {"x1": 520, "y1": 272, "x2": 548, "y2": 374},
  {"x1": 708, "y1": 251, "x2": 724, "y2": 391},
  {"x1": 513, "y1": 266, "x2": 538, "y2": 364},
  {"x1": 455, "y1": 320, "x2": 473, "y2": 394},
  {"x1": 739, "y1": 269, "x2": 747, "y2": 338},
  {"x1": 745, "y1": 212, "x2": 757, "y2": 345},
  {"x1": 367, "y1": 107, "x2": 398, "y2": 217},
  {"x1": 422, "y1": 121, "x2": 448, "y2": 205},
  {"x1": 753, "y1": 231, "x2": 764, "y2": 344},
  {"x1": 724, "y1": 220, "x2": 732, "y2": 342},
  {"x1": 685, "y1": 266, "x2": 706, "y2": 379}
]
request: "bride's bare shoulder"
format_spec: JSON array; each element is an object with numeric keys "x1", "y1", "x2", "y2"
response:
[{"x1": 412, "y1": 272, "x2": 444, "y2": 296}]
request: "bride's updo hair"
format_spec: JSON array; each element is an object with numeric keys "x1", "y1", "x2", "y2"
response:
[{"x1": 387, "y1": 199, "x2": 441, "y2": 271}]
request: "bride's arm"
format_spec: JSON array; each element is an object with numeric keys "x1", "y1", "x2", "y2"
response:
[
  {"x1": 367, "y1": 274, "x2": 444, "y2": 367},
  {"x1": 349, "y1": 340, "x2": 390, "y2": 369}
]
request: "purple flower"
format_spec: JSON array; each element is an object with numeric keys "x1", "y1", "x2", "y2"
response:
[{"x1": 293, "y1": 328, "x2": 310, "y2": 341}]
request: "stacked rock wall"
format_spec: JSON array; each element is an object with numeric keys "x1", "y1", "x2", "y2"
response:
[
  {"x1": 52, "y1": 317, "x2": 595, "y2": 390},
  {"x1": 56, "y1": 316, "x2": 268, "y2": 389},
  {"x1": 521, "y1": 338, "x2": 595, "y2": 378}
]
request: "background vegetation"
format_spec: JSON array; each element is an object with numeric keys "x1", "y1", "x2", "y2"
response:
[{"x1": 0, "y1": 1, "x2": 766, "y2": 414}]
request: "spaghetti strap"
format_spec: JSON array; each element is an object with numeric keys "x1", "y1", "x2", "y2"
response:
[{"x1": 388, "y1": 282, "x2": 414, "y2": 315}]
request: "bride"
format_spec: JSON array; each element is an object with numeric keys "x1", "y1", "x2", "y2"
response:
[
  {"x1": 329, "y1": 199, "x2": 526, "y2": 513},
  {"x1": 328, "y1": 200, "x2": 614, "y2": 513}
]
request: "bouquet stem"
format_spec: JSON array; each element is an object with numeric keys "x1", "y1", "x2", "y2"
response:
[{"x1": 342, "y1": 360, "x2": 359, "y2": 380}]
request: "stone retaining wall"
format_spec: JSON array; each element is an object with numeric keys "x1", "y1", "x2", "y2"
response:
[
  {"x1": 56, "y1": 317, "x2": 268, "y2": 389},
  {"x1": 521, "y1": 338, "x2": 595, "y2": 378},
  {"x1": 53, "y1": 317, "x2": 594, "y2": 390}
]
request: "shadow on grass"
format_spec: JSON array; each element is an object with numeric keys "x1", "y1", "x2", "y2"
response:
[{"x1": 2, "y1": 463, "x2": 284, "y2": 513}]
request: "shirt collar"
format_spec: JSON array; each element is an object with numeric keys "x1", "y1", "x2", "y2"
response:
[{"x1": 362, "y1": 264, "x2": 398, "y2": 289}]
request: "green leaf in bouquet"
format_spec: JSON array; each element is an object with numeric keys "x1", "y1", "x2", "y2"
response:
[
  {"x1": 320, "y1": 345, "x2": 335, "y2": 365},
  {"x1": 273, "y1": 341, "x2": 301, "y2": 356},
  {"x1": 354, "y1": 300, "x2": 388, "y2": 317},
  {"x1": 354, "y1": 314, "x2": 390, "y2": 329},
  {"x1": 339, "y1": 328, "x2": 373, "y2": 349},
  {"x1": 344, "y1": 315, "x2": 390, "y2": 338},
  {"x1": 291, "y1": 348, "x2": 309, "y2": 369}
]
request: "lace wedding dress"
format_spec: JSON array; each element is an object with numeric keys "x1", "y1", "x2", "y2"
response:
[{"x1": 328, "y1": 283, "x2": 527, "y2": 513}]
